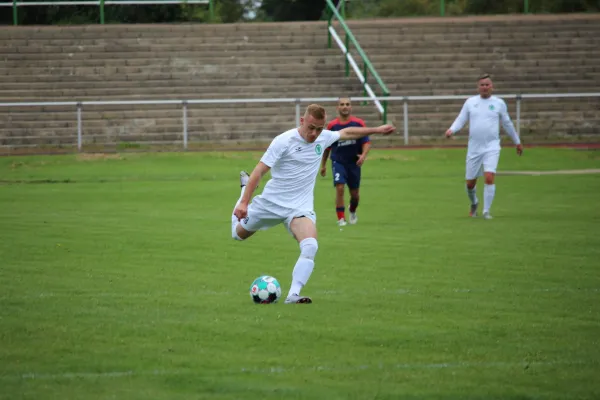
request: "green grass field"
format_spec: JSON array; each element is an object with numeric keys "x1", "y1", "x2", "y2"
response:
[{"x1": 1, "y1": 148, "x2": 599, "y2": 400}]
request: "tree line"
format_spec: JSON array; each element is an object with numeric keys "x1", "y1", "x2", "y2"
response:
[{"x1": 1, "y1": 0, "x2": 598, "y2": 25}]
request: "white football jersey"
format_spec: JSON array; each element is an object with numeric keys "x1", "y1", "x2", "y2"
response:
[
  {"x1": 259, "y1": 128, "x2": 341, "y2": 210},
  {"x1": 449, "y1": 95, "x2": 520, "y2": 154}
]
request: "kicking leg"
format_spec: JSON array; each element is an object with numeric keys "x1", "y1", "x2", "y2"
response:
[{"x1": 231, "y1": 171, "x2": 256, "y2": 240}]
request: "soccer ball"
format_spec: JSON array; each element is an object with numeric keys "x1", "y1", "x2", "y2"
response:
[{"x1": 249, "y1": 275, "x2": 282, "y2": 304}]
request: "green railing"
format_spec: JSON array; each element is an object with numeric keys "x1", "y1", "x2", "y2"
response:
[
  {"x1": 1, "y1": 0, "x2": 214, "y2": 25},
  {"x1": 325, "y1": 0, "x2": 390, "y2": 123}
]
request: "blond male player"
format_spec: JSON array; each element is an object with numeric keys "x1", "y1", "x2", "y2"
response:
[{"x1": 231, "y1": 104, "x2": 395, "y2": 303}]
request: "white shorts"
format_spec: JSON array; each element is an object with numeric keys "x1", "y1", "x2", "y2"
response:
[
  {"x1": 465, "y1": 150, "x2": 500, "y2": 180},
  {"x1": 240, "y1": 196, "x2": 317, "y2": 234}
]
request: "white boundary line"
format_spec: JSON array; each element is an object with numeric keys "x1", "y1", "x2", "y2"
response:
[
  {"x1": 1, "y1": 360, "x2": 594, "y2": 381},
  {"x1": 499, "y1": 169, "x2": 600, "y2": 176}
]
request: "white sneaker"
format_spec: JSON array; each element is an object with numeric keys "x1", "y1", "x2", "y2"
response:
[
  {"x1": 349, "y1": 212, "x2": 358, "y2": 224},
  {"x1": 483, "y1": 211, "x2": 493, "y2": 220},
  {"x1": 284, "y1": 294, "x2": 312, "y2": 304},
  {"x1": 239, "y1": 171, "x2": 249, "y2": 187},
  {"x1": 337, "y1": 219, "x2": 347, "y2": 227}
]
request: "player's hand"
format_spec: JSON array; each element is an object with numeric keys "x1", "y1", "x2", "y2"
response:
[
  {"x1": 516, "y1": 144, "x2": 523, "y2": 156},
  {"x1": 445, "y1": 129, "x2": 453, "y2": 138},
  {"x1": 320, "y1": 166, "x2": 327, "y2": 177},
  {"x1": 233, "y1": 203, "x2": 248, "y2": 221},
  {"x1": 377, "y1": 124, "x2": 396, "y2": 135},
  {"x1": 356, "y1": 155, "x2": 366, "y2": 167}
]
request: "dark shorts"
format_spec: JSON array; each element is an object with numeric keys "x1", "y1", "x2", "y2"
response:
[{"x1": 332, "y1": 161, "x2": 361, "y2": 189}]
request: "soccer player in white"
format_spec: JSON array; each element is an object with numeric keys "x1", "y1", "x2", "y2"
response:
[
  {"x1": 231, "y1": 104, "x2": 395, "y2": 304},
  {"x1": 445, "y1": 74, "x2": 524, "y2": 219}
]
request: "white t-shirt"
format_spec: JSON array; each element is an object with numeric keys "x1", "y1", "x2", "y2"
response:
[
  {"x1": 449, "y1": 95, "x2": 520, "y2": 154},
  {"x1": 259, "y1": 128, "x2": 341, "y2": 210}
]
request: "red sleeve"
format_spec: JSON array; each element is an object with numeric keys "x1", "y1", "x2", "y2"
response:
[
  {"x1": 350, "y1": 117, "x2": 366, "y2": 127},
  {"x1": 327, "y1": 119, "x2": 337, "y2": 130}
]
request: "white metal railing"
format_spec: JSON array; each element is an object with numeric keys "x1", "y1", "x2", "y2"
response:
[{"x1": 0, "y1": 93, "x2": 599, "y2": 150}]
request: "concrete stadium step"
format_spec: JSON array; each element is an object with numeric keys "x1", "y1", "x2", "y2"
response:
[
  {"x1": 3, "y1": 72, "x2": 598, "y2": 91},
  {"x1": 1, "y1": 13, "x2": 599, "y2": 148}
]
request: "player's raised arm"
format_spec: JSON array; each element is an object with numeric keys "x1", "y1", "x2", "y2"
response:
[
  {"x1": 338, "y1": 124, "x2": 395, "y2": 140},
  {"x1": 446, "y1": 100, "x2": 470, "y2": 137}
]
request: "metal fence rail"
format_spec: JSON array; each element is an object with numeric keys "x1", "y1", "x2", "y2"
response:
[{"x1": 1, "y1": 93, "x2": 599, "y2": 150}]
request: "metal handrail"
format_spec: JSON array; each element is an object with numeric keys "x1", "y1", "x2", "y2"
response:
[
  {"x1": 1, "y1": 92, "x2": 598, "y2": 149},
  {"x1": 325, "y1": 0, "x2": 390, "y2": 123}
]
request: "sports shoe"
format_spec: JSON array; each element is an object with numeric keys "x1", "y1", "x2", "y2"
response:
[
  {"x1": 483, "y1": 211, "x2": 493, "y2": 220},
  {"x1": 240, "y1": 171, "x2": 249, "y2": 187},
  {"x1": 284, "y1": 294, "x2": 312, "y2": 304},
  {"x1": 349, "y1": 212, "x2": 358, "y2": 225},
  {"x1": 337, "y1": 219, "x2": 347, "y2": 227},
  {"x1": 469, "y1": 203, "x2": 478, "y2": 217}
]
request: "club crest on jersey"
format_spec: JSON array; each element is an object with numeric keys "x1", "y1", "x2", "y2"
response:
[
  {"x1": 489, "y1": 105, "x2": 495, "y2": 110},
  {"x1": 315, "y1": 144, "x2": 322, "y2": 155}
]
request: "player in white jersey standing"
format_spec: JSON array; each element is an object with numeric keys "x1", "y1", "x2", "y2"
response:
[
  {"x1": 445, "y1": 74, "x2": 523, "y2": 219},
  {"x1": 231, "y1": 104, "x2": 395, "y2": 304}
]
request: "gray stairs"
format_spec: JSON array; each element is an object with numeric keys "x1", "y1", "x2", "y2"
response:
[{"x1": 0, "y1": 14, "x2": 599, "y2": 151}]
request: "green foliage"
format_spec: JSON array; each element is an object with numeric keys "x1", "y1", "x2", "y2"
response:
[{"x1": 0, "y1": 0, "x2": 598, "y2": 25}]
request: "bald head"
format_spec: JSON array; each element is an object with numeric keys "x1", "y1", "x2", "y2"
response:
[{"x1": 337, "y1": 97, "x2": 352, "y2": 120}]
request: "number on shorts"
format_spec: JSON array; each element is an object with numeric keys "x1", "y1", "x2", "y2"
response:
[{"x1": 334, "y1": 173, "x2": 340, "y2": 181}]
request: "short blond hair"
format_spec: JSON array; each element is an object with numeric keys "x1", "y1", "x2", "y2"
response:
[{"x1": 305, "y1": 104, "x2": 326, "y2": 120}]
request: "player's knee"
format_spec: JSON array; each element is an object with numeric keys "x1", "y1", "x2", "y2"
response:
[
  {"x1": 232, "y1": 231, "x2": 244, "y2": 241},
  {"x1": 299, "y1": 237, "x2": 318, "y2": 260},
  {"x1": 232, "y1": 224, "x2": 245, "y2": 241}
]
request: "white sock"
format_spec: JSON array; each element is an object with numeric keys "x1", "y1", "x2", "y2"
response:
[
  {"x1": 466, "y1": 185, "x2": 478, "y2": 205},
  {"x1": 231, "y1": 186, "x2": 246, "y2": 239},
  {"x1": 288, "y1": 258, "x2": 314, "y2": 296},
  {"x1": 288, "y1": 238, "x2": 318, "y2": 297},
  {"x1": 483, "y1": 184, "x2": 495, "y2": 213}
]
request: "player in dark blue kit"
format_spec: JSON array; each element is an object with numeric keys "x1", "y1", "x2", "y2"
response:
[{"x1": 320, "y1": 97, "x2": 371, "y2": 226}]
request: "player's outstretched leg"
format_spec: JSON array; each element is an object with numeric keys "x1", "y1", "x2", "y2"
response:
[
  {"x1": 231, "y1": 171, "x2": 249, "y2": 240},
  {"x1": 285, "y1": 237, "x2": 318, "y2": 304}
]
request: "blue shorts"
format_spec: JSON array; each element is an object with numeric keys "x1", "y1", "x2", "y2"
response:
[{"x1": 332, "y1": 161, "x2": 361, "y2": 189}]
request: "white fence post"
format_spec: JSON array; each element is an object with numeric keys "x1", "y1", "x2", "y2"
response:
[
  {"x1": 182, "y1": 100, "x2": 188, "y2": 149},
  {"x1": 516, "y1": 95, "x2": 521, "y2": 137},
  {"x1": 295, "y1": 99, "x2": 301, "y2": 127},
  {"x1": 76, "y1": 102, "x2": 82, "y2": 151},
  {"x1": 403, "y1": 98, "x2": 409, "y2": 145}
]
